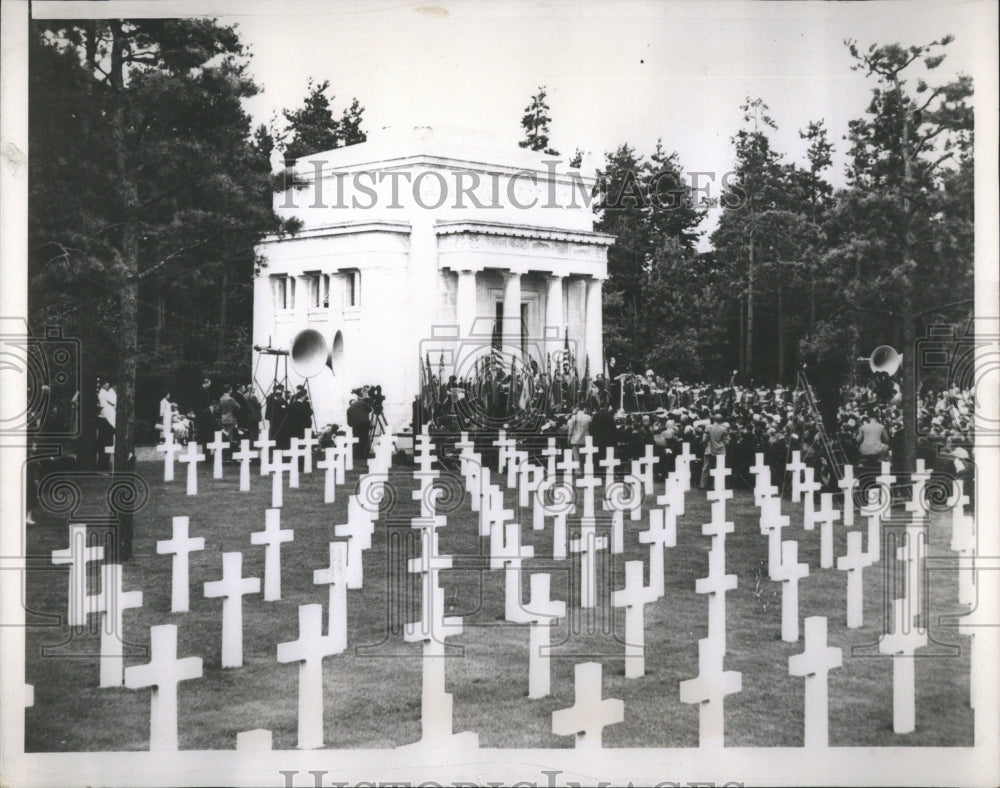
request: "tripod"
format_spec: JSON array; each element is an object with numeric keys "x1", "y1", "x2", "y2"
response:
[{"x1": 368, "y1": 408, "x2": 387, "y2": 448}]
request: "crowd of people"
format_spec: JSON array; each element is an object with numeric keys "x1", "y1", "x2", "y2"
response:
[
  {"x1": 425, "y1": 366, "x2": 976, "y2": 495},
  {"x1": 159, "y1": 379, "x2": 318, "y2": 453}
]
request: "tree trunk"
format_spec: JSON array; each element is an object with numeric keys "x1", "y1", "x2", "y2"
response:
[
  {"x1": 738, "y1": 297, "x2": 745, "y2": 375},
  {"x1": 746, "y1": 235, "x2": 754, "y2": 379},
  {"x1": 899, "y1": 82, "x2": 917, "y2": 473},
  {"x1": 901, "y1": 312, "x2": 918, "y2": 472},
  {"x1": 217, "y1": 266, "x2": 228, "y2": 361},
  {"x1": 154, "y1": 292, "x2": 164, "y2": 352},
  {"x1": 76, "y1": 284, "x2": 99, "y2": 470},
  {"x1": 809, "y1": 278, "x2": 816, "y2": 331},
  {"x1": 111, "y1": 23, "x2": 136, "y2": 560},
  {"x1": 777, "y1": 281, "x2": 786, "y2": 383}
]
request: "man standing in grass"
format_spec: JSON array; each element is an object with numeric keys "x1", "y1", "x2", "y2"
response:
[
  {"x1": 699, "y1": 412, "x2": 728, "y2": 490},
  {"x1": 566, "y1": 404, "x2": 592, "y2": 465}
]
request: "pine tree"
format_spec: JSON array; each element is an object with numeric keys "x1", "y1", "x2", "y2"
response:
[
  {"x1": 518, "y1": 86, "x2": 559, "y2": 155},
  {"x1": 29, "y1": 19, "x2": 295, "y2": 496}
]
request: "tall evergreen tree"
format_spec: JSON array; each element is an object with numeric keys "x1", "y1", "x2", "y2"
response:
[
  {"x1": 518, "y1": 86, "x2": 559, "y2": 155},
  {"x1": 29, "y1": 19, "x2": 295, "y2": 485},
  {"x1": 826, "y1": 36, "x2": 974, "y2": 469},
  {"x1": 280, "y1": 80, "x2": 367, "y2": 162}
]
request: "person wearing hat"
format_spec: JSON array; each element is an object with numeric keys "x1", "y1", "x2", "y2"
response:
[
  {"x1": 288, "y1": 385, "x2": 313, "y2": 439},
  {"x1": 346, "y1": 394, "x2": 372, "y2": 462},
  {"x1": 266, "y1": 384, "x2": 290, "y2": 449}
]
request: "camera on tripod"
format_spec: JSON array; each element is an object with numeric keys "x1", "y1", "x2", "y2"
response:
[{"x1": 369, "y1": 385, "x2": 385, "y2": 417}]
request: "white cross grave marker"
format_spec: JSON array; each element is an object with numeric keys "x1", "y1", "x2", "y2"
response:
[
  {"x1": 895, "y1": 521, "x2": 927, "y2": 626},
  {"x1": 613, "y1": 560, "x2": 659, "y2": 678},
  {"x1": 316, "y1": 447, "x2": 338, "y2": 504},
  {"x1": 207, "y1": 431, "x2": 227, "y2": 479},
  {"x1": 814, "y1": 492, "x2": 841, "y2": 569},
  {"x1": 557, "y1": 449, "x2": 577, "y2": 489},
  {"x1": 636, "y1": 443, "x2": 659, "y2": 495},
  {"x1": 342, "y1": 427, "x2": 359, "y2": 470},
  {"x1": 788, "y1": 616, "x2": 842, "y2": 747},
  {"x1": 787, "y1": 451, "x2": 807, "y2": 502},
  {"x1": 837, "y1": 530, "x2": 873, "y2": 628},
  {"x1": 759, "y1": 495, "x2": 789, "y2": 580},
  {"x1": 676, "y1": 442, "x2": 696, "y2": 492},
  {"x1": 657, "y1": 472, "x2": 686, "y2": 518},
  {"x1": 156, "y1": 434, "x2": 179, "y2": 482},
  {"x1": 679, "y1": 638, "x2": 742, "y2": 748},
  {"x1": 599, "y1": 447, "x2": 620, "y2": 509},
  {"x1": 300, "y1": 428, "x2": 318, "y2": 473},
  {"x1": 706, "y1": 458, "x2": 732, "y2": 504},
  {"x1": 177, "y1": 441, "x2": 205, "y2": 496},
  {"x1": 286, "y1": 438, "x2": 303, "y2": 488},
  {"x1": 51, "y1": 523, "x2": 104, "y2": 627},
  {"x1": 156, "y1": 516, "x2": 204, "y2": 613},
  {"x1": 838, "y1": 464, "x2": 857, "y2": 527},
  {"x1": 696, "y1": 542, "x2": 737, "y2": 653},
  {"x1": 492, "y1": 521, "x2": 535, "y2": 622},
  {"x1": 335, "y1": 503, "x2": 375, "y2": 590},
  {"x1": 541, "y1": 437, "x2": 560, "y2": 480},
  {"x1": 749, "y1": 453, "x2": 777, "y2": 506},
  {"x1": 402, "y1": 518, "x2": 472, "y2": 746},
  {"x1": 251, "y1": 509, "x2": 294, "y2": 602},
  {"x1": 575, "y1": 474, "x2": 601, "y2": 519},
  {"x1": 639, "y1": 508, "x2": 675, "y2": 598},
  {"x1": 519, "y1": 461, "x2": 544, "y2": 509},
  {"x1": 276, "y1": 603, "x2": 342, "y2": 749},
  {"x1": 878, "y1": 598, "x2": 926, "y2": 734},
  {"x1": 123, "y1": 624, "x2": 202, "y2": 751},
  {"x1": 254, "y1": 434, "x2": 275, "y2": 476},
  {"x1": 773, "y1": 540, "x2": 809, "y2": 642},
  {"x1": 313, "y1": 541, "x2": 349, "y2": 651},
  {"x1": 203, "y1": 552, "x2": 260, "y2": 668},
  {"x1": 801, "y1": 467, "x2": 821, "y2": 531},
  {"x1": 506, "y1": 572, "x2": 565, "y2": 699},
  {"x1": 551, "y1": 661, "x2": 624, "y2": 750},
  {"x1": 904, "y1": 459, "x2": 931, "y2": 516},
  {"x1": 865, "y1": 505, "x2": 882, "y2": 564},
  {"x1": 570, "y1": 519, "x2": 608, "y2": 609},
  {"x1": 270, "y1": 450, "x2": 286, "y2": 508},
  {"x1": 536, "y1": 478, "x2": 572, "y2": 559},
  {"x1": 579, "y1": 435, "x2": 600, "y2": 478},
  {"x1": 232, "y1": 440, "x2": 258, "y2": 492},
  {"x1": 98, "y1": 563, "x2": 143, "y2": 688}
]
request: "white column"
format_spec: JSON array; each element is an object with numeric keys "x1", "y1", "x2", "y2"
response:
[
  {"x1": 456, "y1": 270, "x2": 477, "y2": 336},
  {"x1": 546, "y1": 274, "x2": 565, "y2": 368},
  {"x1": 502, "y1": 271, "x2": 522, "y2": 355},
  {"x1": 585, "y1": 277, "x2": 603, "y2": 377},
  {"x1": 455, "y1": 269, "x2": 478, "y2": 376},
  {"x1": 294, "y1": 275, "x2": 307, "y2": 326}
]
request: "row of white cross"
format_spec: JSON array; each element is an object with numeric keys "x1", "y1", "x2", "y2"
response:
[
  {"x1": 156, "y1": 423, "x2": 361, "y2": 498},
  {"x1": 48, "y1": 427, "x2": 976, "y2": 751},
  {"x1": 49, "y1": 430, "x2": 391, "y2": 751}
]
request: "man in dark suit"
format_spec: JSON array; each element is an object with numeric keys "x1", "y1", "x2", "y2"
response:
[
  {"x1": 346, "y1": 395, "x2": 372, "y2": 462},
  {"x1": 589, "y1": 403, "x2": 617, "y2": 453},
  {"x1": 266, "y1": 384, "x2": 289, "y2": 449}
]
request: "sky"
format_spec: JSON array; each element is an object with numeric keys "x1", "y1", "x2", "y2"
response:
[{"x1": 37, "y1": 0, "x2": 995, "y2": 243}]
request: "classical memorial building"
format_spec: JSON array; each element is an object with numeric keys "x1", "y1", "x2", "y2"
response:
[{"x1": 253, "y1": 126, "x2": 612, "y2": 430}]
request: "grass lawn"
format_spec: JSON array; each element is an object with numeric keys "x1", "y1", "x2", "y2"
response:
[{"x1": 23, "y1": 454, "x2": 974, "y2": 751}]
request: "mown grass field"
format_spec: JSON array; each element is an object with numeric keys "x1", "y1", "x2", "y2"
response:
[{"x1": 23, "y1": 453, "x2": 974, "y2": 751}]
